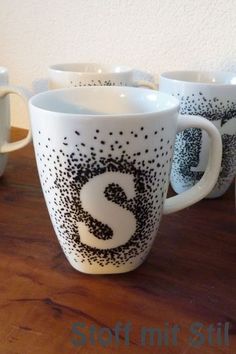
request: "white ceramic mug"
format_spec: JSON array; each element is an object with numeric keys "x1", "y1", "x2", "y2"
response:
[
  {"x1": 29, "y1": 86, "x2": 222, "y2": 274},
  {"x1": 0, "y1": 67, "x2": 31, "y2": 176},
  {"x1": 159, "y1": 70, "x2": 236, "y2": 198},
  {"x1": 48, "y1": 63, "x2": 156, "y2": 90}
]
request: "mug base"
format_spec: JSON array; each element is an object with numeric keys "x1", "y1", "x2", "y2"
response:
[
  {"x1": 0, "y1": 155, "x2": 8, "y2": 177},
  {"x1": 170, "y1": 177, "x2": 235, "y2": 199},
  {"x1": 206, "y1": 177, "x2": 235, "y2": 199},
  {"x1": 65, "y1": 256, "x2": 145, "y2": 275}
]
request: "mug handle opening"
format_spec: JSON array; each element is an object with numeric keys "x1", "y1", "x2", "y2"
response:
[
  {"x1": 0, "y1": 86, "x2": 32, "y2": 153},
  {"x1": 163, "y1": 115, "x2": 222, "y2": 215},
  {"x1": 133, "y1": 80, "x2": 157, "y2": 90}
]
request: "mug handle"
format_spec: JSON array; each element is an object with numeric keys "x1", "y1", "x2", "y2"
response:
[
  {"x1": 163, "y1": 114, "x2": 222, "y2": 215},
  {"x1": 133, "y1": 80, "x2": 157, "y2": 90},
  {"x1": 0, "y1": 86, "x2": 32, "y2": 153}
]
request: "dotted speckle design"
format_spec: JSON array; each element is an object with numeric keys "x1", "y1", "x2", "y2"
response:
[
  {"x1": 171, "y1": 92, "x2": 236, "y2": 193},
  {"x1": 35, "y1": 126, "x2": 173, "y2": 269},
  {"x1": 70, "y1": 80, "x2": 127, "y2": 87}
]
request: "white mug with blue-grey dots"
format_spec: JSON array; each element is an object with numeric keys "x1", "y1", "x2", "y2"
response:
[
  {"x1": 160, "y1": 70, "x2": 236, "y2": 198},
  {"x1": 49, "y1": 63, "x2": 156, "y2": 90},
  {"x1": 29, "y1": 86, "x2": 222, "y2": 274}
]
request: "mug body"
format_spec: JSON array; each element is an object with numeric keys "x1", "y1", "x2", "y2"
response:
[
  {"x1": 0, "y1": 67, "x2": 10, "y2": 177},
  {"x1": 160, "y1": 71, "x2": 236, "y2": 198},
  {"x1": 49, "y1": 63, "x2": 134, "y2": 89},
  {"x1": 29, "y1": 87, "x2": 179, "y2": 274}
]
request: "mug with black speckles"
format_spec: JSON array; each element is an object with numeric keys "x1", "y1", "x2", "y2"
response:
[
  {"x1": 48, "y1": 63, "x2": 156, "y2": 90},
  {"x1": 160, "y1": 70, "x2": 236, "y2": 198},
  {"x1": 0, "y1": 67, "x2": 31, "y2": 177},
  {"x1": 29, "y1": 86, "x2": 222, "y2": 274}
]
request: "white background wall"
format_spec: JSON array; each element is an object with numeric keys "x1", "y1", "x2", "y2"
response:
[{"x1": 1, "y1": 0, "x2": 236, "y2": 128}]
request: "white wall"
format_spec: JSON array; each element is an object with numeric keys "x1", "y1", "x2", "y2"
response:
[{"x1": 1, "y1": 0, "x2": 236, "y2": 129}]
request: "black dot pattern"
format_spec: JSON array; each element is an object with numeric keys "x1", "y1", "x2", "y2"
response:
[
  {"x1": 171, "y1": 92, "x2": 236, "y2": 194},
  {"x1": 69, "y1": 79, "x2": 127, "y2": 87},
  {"x1": 34, "y1": 125, "x2": 174, "y2": 270}
]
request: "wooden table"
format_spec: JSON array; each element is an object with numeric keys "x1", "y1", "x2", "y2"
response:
[{"x1": 0, "y1": 128, "x2": 235, "y2": 354}]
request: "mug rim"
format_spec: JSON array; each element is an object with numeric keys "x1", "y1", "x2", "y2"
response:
[
  {"x1": 160, "y1": 70, "x2": 236, "y2": 86},
  {"x1": 49, "y1": 63, "x2": 133, "y2": 75},
  {"x1": 29, "y1": 86, "x2": 179, "y2": 117}
]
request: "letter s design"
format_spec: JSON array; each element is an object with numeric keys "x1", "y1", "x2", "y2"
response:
[{"x1": 77, "y1": 172, "x2": 137, "y2": 249}]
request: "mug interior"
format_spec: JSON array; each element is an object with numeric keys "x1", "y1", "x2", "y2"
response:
[
  {"x1": 161, "y1": 70, "x2": 236, "y2": 85},
  {"x1": 50, "y1": 63, "x2": 131, "y2": 75},
  {"x1": 30, "y1": 87, "x2": 179, "y2": 116}
]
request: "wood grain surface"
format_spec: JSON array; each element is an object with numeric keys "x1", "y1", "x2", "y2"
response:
[{"x1": 0, "y1": 128, "x2": 235, "y2": 354}]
